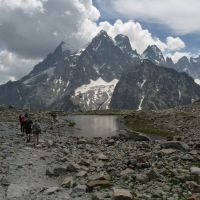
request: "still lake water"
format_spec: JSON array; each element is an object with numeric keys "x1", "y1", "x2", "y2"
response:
[{"x1": 67, "y1": 115, "x2": 120, "y2": 138}]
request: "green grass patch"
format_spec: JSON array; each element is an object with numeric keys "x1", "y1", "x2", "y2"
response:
[
  {"x1": 72, "y1": 109, "x2": 134, "y2": 116},
  {"x1": 124, "y1": 111, "x2": 178, "y2": 137}
]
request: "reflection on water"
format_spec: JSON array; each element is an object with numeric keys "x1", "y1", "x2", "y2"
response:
[{"x1": 67, "y1": 115, "x2": 119, "y2": 137}]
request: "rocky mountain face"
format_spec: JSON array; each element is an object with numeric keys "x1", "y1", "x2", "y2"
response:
[
  {"x1": 0, "y1": 30, "x2": 200, "y2": 111},
  {"x1": 174, "y1": 56, "x2": 200, "y2": 81},
  {"x1": 142, "y1": 45, "x2": 165, "y2": 66},
  {"x1": 142, "y1": 46, "x2": 200, "y2": 82},
  {"x1": 114, "y1": 34, "x2": 139, "y2": 59},
  {"x1": 110, "y1": 60, "x2": 200, "y2": 110},
  {"x1": 0, "y1": 30, "x2": 135, "y2": 111}
]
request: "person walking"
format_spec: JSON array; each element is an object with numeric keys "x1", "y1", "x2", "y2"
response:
[
  {"x1": 32, "y1": 121, "x2": 41, "y2": 146},
  {"x1": 24, "y1": 113, "x2": 33, "y2": 143},
  {"x1": 19, "y1": 114, "x2": 25, "y2": 133}
]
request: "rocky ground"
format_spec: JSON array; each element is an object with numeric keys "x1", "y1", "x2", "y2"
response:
[{"x1": 0, "y1": 106, "x2": 200, "y2": 200}]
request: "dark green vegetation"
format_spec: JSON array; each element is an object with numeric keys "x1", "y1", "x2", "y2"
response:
[
  {"x1": 123, "y1": 102, "x2": 200, "y2": 137},
  {"x1": 73, "y1": 109, "x2": 133, "y2": 116},
  {"x1": 124, "y1": 111, "x2": 178, "y2": 137}
]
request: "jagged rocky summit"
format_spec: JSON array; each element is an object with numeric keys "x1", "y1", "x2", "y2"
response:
[{"x1": 0, "y1": 30, "x2": 200, "y2": 111}]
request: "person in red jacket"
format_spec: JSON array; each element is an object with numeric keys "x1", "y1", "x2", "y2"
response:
[{"x1": 19, "y1": 114, "x2": 25, "y2": 133}]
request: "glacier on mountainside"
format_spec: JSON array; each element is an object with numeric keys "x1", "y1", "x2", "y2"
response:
[{"x1": 71, "y1": 78, "x2": 119, "y2": 111}]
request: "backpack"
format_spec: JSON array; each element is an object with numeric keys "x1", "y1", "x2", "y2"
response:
[
  {"x1": 32, "y1": 123, "x2": 41, "y2": 134},
  {"x1": 24, "y1": 119, "x2": 32, "y2": 131}
]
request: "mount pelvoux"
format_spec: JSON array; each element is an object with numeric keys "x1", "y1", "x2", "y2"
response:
[{"x1": 0, "y1": 30, "x2": 200, "y2": 111}]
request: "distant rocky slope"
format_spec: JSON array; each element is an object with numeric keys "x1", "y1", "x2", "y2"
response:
[
  {"x1": 110, "y1": 60, "x2": 200, "y2": 110},
  {"x1": 0, "y1": 30, "x2": 200, "y2": 111}
]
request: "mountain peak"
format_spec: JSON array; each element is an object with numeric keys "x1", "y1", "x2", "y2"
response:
[
  {"x1": 115, "y1": 34, "x2": 129, "y2": 41},
  {"x1": 86, "y1": 30, "x2": 114, "y2": 53},
  {"x1": 115, "y1": 34, "x2": 132, "y2": 50},
  {"x1": 165, "y1": 57, "x2": 175, "y2": 68},
  {"x1": 176, "y1": 56, "x2": 190, "y2": 72},
  {"x1": 166, "y1": 57, "x2": 174, "y2": 64},
  {"x1": 114, "y1": 34, "x2": 139, "y2": 58},
  {"x1": 90, "y1": 30, "x2": 113, "y2": 44},
  {"x1": 146, "y1": 45, "x2": 161, "y2": 53},
  {"x1": 97, "y1": 30, "x2": 109, "y2": 38},
  {"x1": 177, "y1": 56, "x2": 190, "y2": 64},
  {"x1": 142, "y1": 45, "x2": 165, "y2": 65},
  {"x1": 115, "y1": 34, "x2": 131, "y2": 48},
  {"x1": 54, "y1": 41, "x2": 71, "y2": 56}
]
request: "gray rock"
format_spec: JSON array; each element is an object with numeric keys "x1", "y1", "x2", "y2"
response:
[
  {"x1": 181, "y1": 154, "x2": 194, "y2": 160},
  {"x1": 91, "y1": 192, "x2": 105, "y2": 200},
  {"x1": 7, "y1": 184, "x2": 29, "y2": 199},
  {"x1": 76, "y1": 171, "x2": 87, "y2": 177},
  {"x1": 72, "y1": 185, "x2": 87, "y2": 195},
  {"x1": 161, "y1": 141, "x2": 189, "y2": 151},
  {"x1": 136, "y1": 174, "x2": 149, "y2": 183},
  {"x1": 191, "y1": 167, "x2": 200, "y2": 176},
  {"x1": 61, "y1": 176, "x2": 74, "y2": 188},
  {"x1": 96, "y1": 153, "x2": 108, "y2": 161},
  {"x1": 67, "y1": 162, "x2": 81, "y2": 172},
  {"x1": 88, "y1": 172, "x2": 111, "y2": 181},
  {"x1": 120, "y1": 168, "x2": 134, "y2": 176},
  {"x1": 161, "y1": 148, "x2": 176, "y2": 154},
  {"x1": 43, "y1": 187, "x2": 61, "y2": 195},
  {"x1": 125, "y1": 131, "x2": 150, "y2": 141},
  {"x1": 146, "y1": 168, "x2": 162, "y2": 181},
  {"x1": 186, "y1": 181, "x2": 200, "y2": 193},
  {"x1": 112, "y1": 188, "x2": 133, "y2": 200},
  {"x1": 46, "y1": 166, "x2": 67, "y2": 177}
]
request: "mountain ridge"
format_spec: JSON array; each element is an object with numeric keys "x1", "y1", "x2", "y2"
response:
[{"x1": 0, "y1": 30, "x2": 200, "y2": 111}]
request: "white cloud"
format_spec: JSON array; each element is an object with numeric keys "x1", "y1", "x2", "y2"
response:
[
  {"x1": 0, "y1": 0, "x2": 100, "y2": 58},
  {"x1": 97, "y1": 19, "x2": 185, "y2": 54},
  {"x1": 112, "y1": 0, "x2": 200, "y2": 34},
  {"x1": 0, "y1": 0, "x2": 190, "y2": 83},
  {"x1": 0, "y1": 0, "x2": 185, "y2": 56},
  {"x1": 0, "y1": 0, "x2": 46, "y2": 13},
  {"x1": 166, "y1": 37, "x2": 185, "y2": 51},
  {"x1": 0, "y1": 50, "x2": 39, "y2": 84}
]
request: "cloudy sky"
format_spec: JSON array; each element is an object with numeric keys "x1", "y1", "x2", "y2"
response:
[{"x1": 0, "y1": 0, "x2": 200, "y2": 84}]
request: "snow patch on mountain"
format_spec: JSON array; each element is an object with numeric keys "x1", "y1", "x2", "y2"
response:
[
  {"x1": 195, "y1": 79, "x2": 200, "y2": 85},
  {"x1": 72, "y1": 78, "x2": 119, "y2": 111},
  {"x1": 140, "y1": 80, "x2": 146, "y2": 88},
  {"x1": 137, "y1": 95, "x2": 145, "y2": 111}
]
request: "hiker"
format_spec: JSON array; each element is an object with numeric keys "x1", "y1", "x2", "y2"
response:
[
  {"x1": 32, "y1": 121, "x2": 41, "y2": 146},
  {"x1": 19, "y1": 114, "x2": 25, "y2": 133},
  {"x1": 24, "y1": 113, "x2": 33, "y2": 143}
]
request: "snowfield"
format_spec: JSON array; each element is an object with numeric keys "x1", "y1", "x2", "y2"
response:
[{"x1": 72, "y1": 78, "x2": 119, "y2": 110}]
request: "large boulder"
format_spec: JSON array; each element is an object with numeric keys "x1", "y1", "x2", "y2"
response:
[
  {"x1": 161, "y1": 141, "x2": 189, "y2": 151},
  {"x1": 7, "y1": 184, "x2": 29, "y2": 199},
  {"x1": 190, "y1": 167, "x2": 200, "y2": 176},
  {"x1": 112, "y1": 188, "x2": 133, "y2": 200}
]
